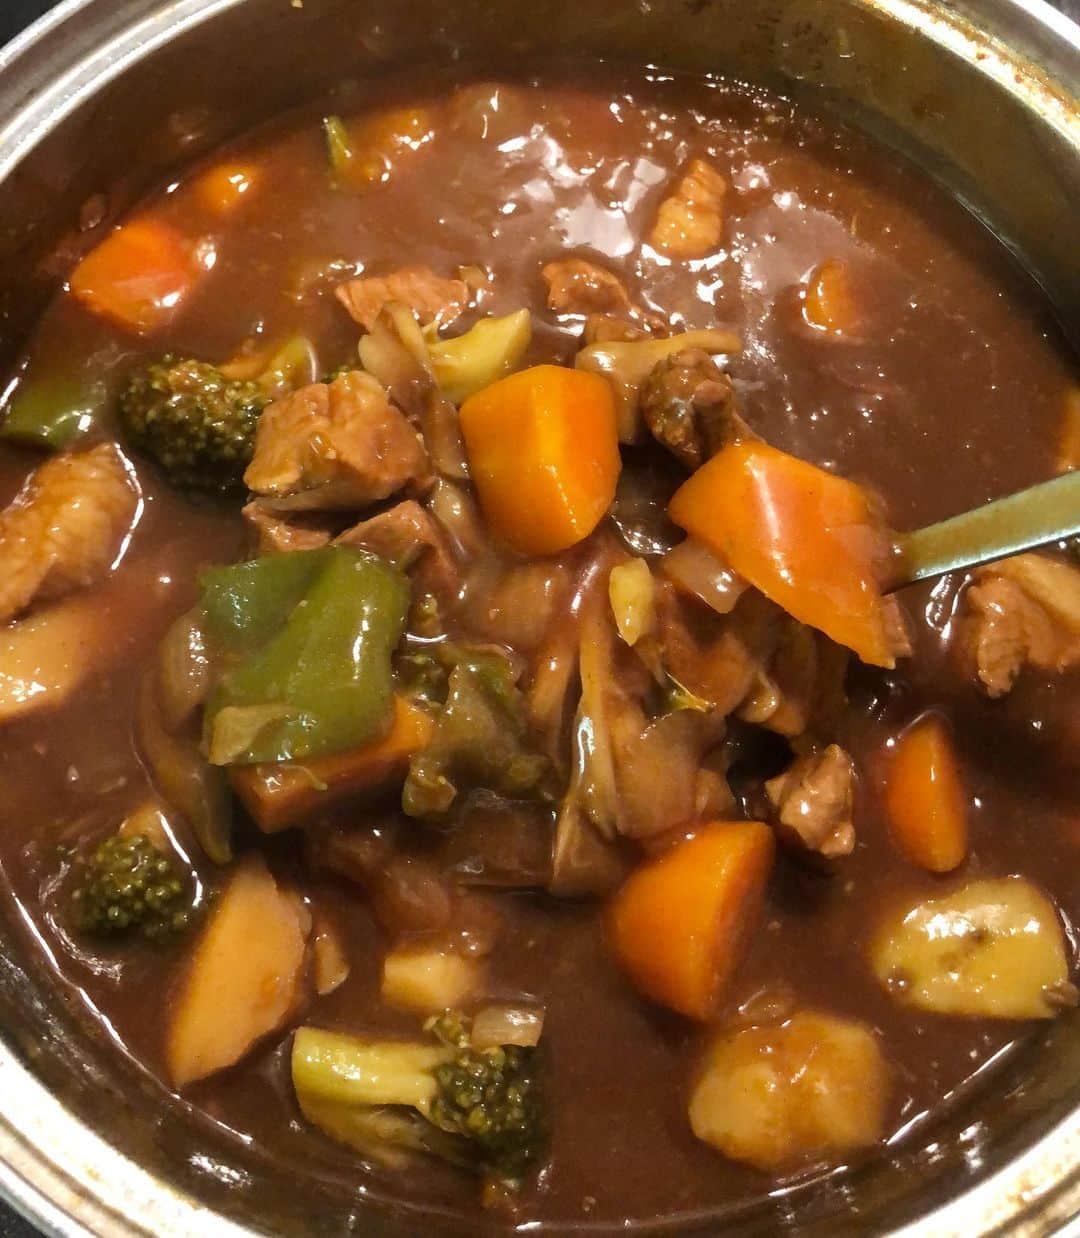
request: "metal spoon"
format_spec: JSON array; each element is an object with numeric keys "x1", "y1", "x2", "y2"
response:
[{"x1": 890, "y1": 470, "x2": 1080, "y2": 590}]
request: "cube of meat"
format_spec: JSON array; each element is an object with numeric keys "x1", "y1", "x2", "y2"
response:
[
  {"x1": 335, "y1": 266, "x2": 469, "y2": 332},
  {"x1": 244, "y1": 372, "x2": 428, "y2": 511},
  {"x1": 640, "y1": 347, "x2": 744, "y2": 470},
  {"x1": 335, "y1": 500, "x2": 459, "y2": 598},
  {"x1": 649, "y1": 158, "x2": 727, "y2": 260},
  {"x1": 0, "y1": 443, "x2": 138, "y2": 624},
  {"x1": 541, "y1": 258, "x2": 634, "y2": 317},
  {"x1": 960, "y1": 553, "x2": 1080, "y2": 697},
  {"x1": 241, "y1": 499, "x2": 332, "y2": 556},
  {"x1": 765, "y1": 744, "x2": 856, "y2": 859}
]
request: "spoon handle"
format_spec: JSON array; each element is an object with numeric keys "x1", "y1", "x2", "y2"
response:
[{"x1": 892, "y1": 470, "x2": 1080, "y2": 589}]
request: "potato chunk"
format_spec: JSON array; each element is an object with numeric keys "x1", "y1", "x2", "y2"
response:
[
  {"x1": 871, "y1": 877, "x2": 1072, "y2": 1019},
  {"x1": 166, "y1": 857, "x2": 310, "y2": 1086},
  {"x1": 689, "y1": 1011, "x2": 889, "y2": 1170},
  {"x1": 381, "y1": 944, "x2": 484, "y2": 1015}
]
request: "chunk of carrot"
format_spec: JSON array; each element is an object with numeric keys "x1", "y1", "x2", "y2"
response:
[
  {"x1": 230, "y1": 695, "x2": 433, "y2": 832},
  {"x1": 1058, "y1": 386, "x2": 1080, "y2": 474},
  {"x1": 884, "y1": 713, "x2": 967, "y2": 873},
  {"x1": 459, "y1": 364, "x2": 620, "y2": 556},
  {"x1": 193, "y1": 162, "x2": 258, "y2": 215},
  {"x1": 69, "y1": 217, "x2": 201, "y2": 334},
  {"x1": 668, "y1": 440, "x2": 897, "y2": 667},
  {"x1": 803, "y1": 259, "x2": 860, "y2": 334},
  {"x1": 606, "y1": 821, "x2": 774, "y2": 1020}
]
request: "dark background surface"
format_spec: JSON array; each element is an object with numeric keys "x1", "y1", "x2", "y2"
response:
[{"x1": 0, "y1": 1, "x2": 1077, "y2": 1236}]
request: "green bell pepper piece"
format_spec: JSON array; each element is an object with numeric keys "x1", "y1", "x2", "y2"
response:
[
  {"x1": 204, "y1": 547, "x2": 408, "y2": 765},
  {"x1": 201, "y1": 548, "x2": 337, "y2": 653},
  {"x1": 0, "y1": 375, "x2": 103, "y2": 449}
]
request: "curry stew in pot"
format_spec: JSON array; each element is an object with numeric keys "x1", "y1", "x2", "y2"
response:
[{"x1": 0, "y1": 67, "x2": 1077, "y2": 1229}]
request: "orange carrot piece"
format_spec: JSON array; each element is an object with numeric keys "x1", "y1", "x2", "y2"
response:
[
  {"x1": 459, "y1": 364, "x2": 620, "y2": 556},
  {"x1": 1058, "y1": 386, "x2": 1080, "y2": 474},
  {"x1": 606, "y1": 821, "x2": 774, "y2": 1020},
  {"x1": 194, "y1": 162, "x2": 258, "y2": 215},
  {"x1": 230, "y1": 696, "x2": 433, "y2": 832},
  {"x1": 668, "y1": 440, "x2": 897, "y2": 667},
  {"x1": 803, "y1": 259, "x2": 860, "y2": 334},
  {"x1": 69, "y1": 217, "x2": 200, "y2": 334},
  {"x1": 885, "y1": 713, "x2": 968, "y2": 873}
]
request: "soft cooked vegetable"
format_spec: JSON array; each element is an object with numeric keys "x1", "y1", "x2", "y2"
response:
[
  {"x1": 608, "y1": 558, "x2": 656, "y2": 647},
  {"x1": 193, "y1": 162, "x2": 257, "y2": 215},
  {"x1": 428, "y1": 309, "x2": 532, "y2": 403},
  {"x1": 871, "y1": 877, "x2": 1073, "y2": 1019},
  {"x1": 606, "y1": 821, "x2": 775, "y2": 1020},
  {"x1": 576, "y1": 328, "x2": 741, "y2": 442},
  {"x1": 884, "y1": 713, "x2": 968, "y2": 873},
  {"x1": 136, "y1": 673, "x2": 233, "y2": 864},
  {"x1": 660, "y1": 538, "x2": 748, "y2": 616},
  {"x1": 119, "y1": 356, "x2": 268, "y2": 491},
  {"x1": 323, "y1": 107, "x2": 434, "y2": 189},
  {"x1": 459, "y1": 364, "x2": 620, "y2": 555},
  {"x1": 311, "y1": 916, "x2": 351, "y2": 996},
  {"x1": 1058, "y1": 385, "x2": 1080, "y2": 473},
  {"x1": 358, "y1": 302, "x2": 470, "y2": 480},
  {"x1": 689, "y1": 1012, "x2": 890, "y2": 1170},
  {"x1": 802, "y1": 259, "x2": 860, "y2": 335},
  {"x1": 69, "y1": 217, "x2": 202, "y2": 334},
  {"x1": 155, "y1": 608, "x2": 214, "y2": 732},
  {"x1": 230, "y1": 696, "x2": 434, "y2": 831},
  {"x1": 381, "y1": 944, "x2": 485, "y2": 1014},
  {"x1": 292, "y1": 1012, "x2": 545, "y2": 1185},
  {"x1": 0, "y1": 374, "x2": 104, "y2": 450},
  {"x1": 203, "y1": 548, "x2": 409, "y2": 765},
  {"x1": 166, "y1": 857, "x2": 309, "y2": 1087},
  {"x1": 669, "y1": 440, "x2": 905, "y2": 667},
  {"x1": 71, "y1": 831, "x2": 194, "y2": 941},
  {"x1": 403, "y1": 646, "x2": 549, "y2": 817},
  {"x1": 0, "y1": 594, "x2": 113, "y2": 725}
]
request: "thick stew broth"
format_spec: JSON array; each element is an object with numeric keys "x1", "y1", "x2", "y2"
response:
[{"x1": 0, "y1": 66, "x2": 1077, "y2": 1232}]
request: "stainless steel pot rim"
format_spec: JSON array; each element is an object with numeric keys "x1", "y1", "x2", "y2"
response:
[{"x1": 0, "y1": 0, "x2": 1077, "y2": 1235}]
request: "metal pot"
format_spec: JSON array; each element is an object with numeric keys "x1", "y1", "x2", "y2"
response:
[{"x1": 0, "y1": 1, "x2": 1077, "y2": 1234}]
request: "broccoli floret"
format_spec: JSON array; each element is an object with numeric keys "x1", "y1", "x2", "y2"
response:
[
  {"x1": 71, "y1": 832, "x2": 194, "y2": 942},
  {"x1": 118, "y1": 356, "x2": 267, "y2": 492},
  {"x1": 291, "y1": 1011, "x2": 546, "y2": 1188},
  {"x1": 427, "y1": 1014, "x2": 545, "y2": 1181}
]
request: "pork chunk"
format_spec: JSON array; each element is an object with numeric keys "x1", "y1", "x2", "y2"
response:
[
  {"x1": 335, "y1": 500, "x2": 459, "y2": 598},
  {"x1": 542, "y1": 258, "x2": 635, "y2": 317},
  {"x1": 241, "y1": 500, "x2": 332, "y2": 556},
  {"x1": 649, "y1": 158, "x2": 727, "y2": 259},
  {"x1": 244, "y1": 371, "x2": 428, "y2": 511},
  {"x1": 335, "y1": 266, "x2": 469, "y2": 332},
  {"x1": 765, "y1": 744, "x2": 856, "y2": 859},
  {"x1": 961, "y1": 553, "x2": 1080, "y2": 697},
  {"x1": 0, "y1": 443, "x2": 137, "y2": 623},
  {"x1": 641, "y1": 348, "x2": 743, "y2": 470}
]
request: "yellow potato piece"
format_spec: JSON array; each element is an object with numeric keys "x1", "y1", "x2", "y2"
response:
[
  {"x1": 872, "y1": 876, "x2": 1070, "y2": 1019},
  {"x1": 166, "y1": 858, "x2": 309, "y2": 1087},
  {"x1": 380, "y1": 945, "x2": 484, "y2": 1015},
  {"x1": 689, "y1": 1011, "x2": 889, "y2": 1170},
  {"x1": 0, "y1": 594, "x2": 109, "y2": 724}
]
